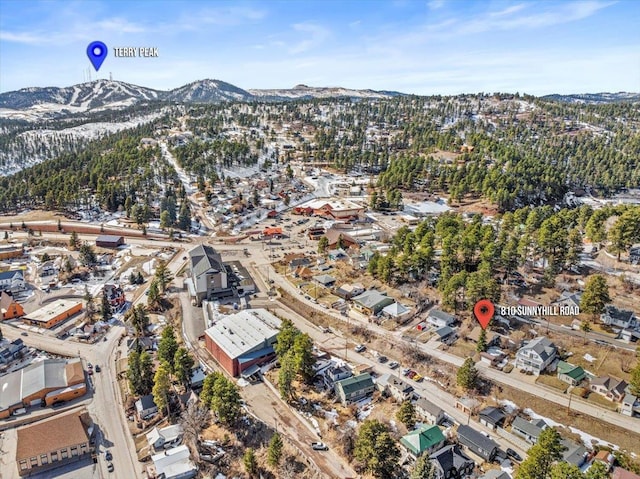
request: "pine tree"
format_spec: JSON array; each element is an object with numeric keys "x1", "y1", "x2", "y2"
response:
[
  {"x1": 173, "y1": 347, "x2": 195, "y2": 390},
  {"x1": 158, "y1": 326, "x2": 179, "y2": 373},
  {"x1": 476, "y1": 329, "x2": 488, "y2": 352},
  {"x1": 152, "y1": 363, "x2": 171, "y2": 417},
  {"x1": 411, "y1": 453, "x2": 436, "y2": 479},
  {"x1": 456, "y1": 357, "x2": 479, "y2": 391},
  {"x1": 396, "y1": 400, "x2": 416, "y2": 429},
  {"x1": 243, "y1": 448, "x2": 258, "y2": 476},
  {"x1": 69, "y1": 231, "x2": 79, "y2": 249},
  {"x1": 580, "y1": 275, "x2": 610, "y2": 320},
  {"x1": 154, "y1": 260, "x2": 173, "y2": 293},
  {"x1": 354, "y1": 420, "x2": 400, "y2": 478},
  {"x1": 100, "y1": 291, "x2": 112, "y2": 322},
  {"x1": 630, "y1": 361, "x2": 640, "y2": 396},
  {"x1": 515, "y1": 428, "x2": 565, "y2": 479},
  {"x1": 267, "y1": 432, "x2": 283, "y2": 467}
]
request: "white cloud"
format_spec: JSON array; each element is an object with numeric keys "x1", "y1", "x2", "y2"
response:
[
  {"x1": 428, "y1": 0, "x2": 445, "y2": 10},
  {"x1": 289, "y1": 22, "x2": 330, "y2": 54}
]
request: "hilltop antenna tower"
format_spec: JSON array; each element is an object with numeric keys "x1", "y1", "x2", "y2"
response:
[{"x1": 109, "y1": 72, "x2": 113, "y2": 81}]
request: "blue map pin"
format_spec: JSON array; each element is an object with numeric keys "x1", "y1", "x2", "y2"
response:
[{"x1": 87, "y1": 41, "x2": 108, "y2": 71}]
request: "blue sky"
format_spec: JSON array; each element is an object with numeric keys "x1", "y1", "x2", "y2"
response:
[{"x1": 1, "y1": 0, "x2": 639, "y2": 95}]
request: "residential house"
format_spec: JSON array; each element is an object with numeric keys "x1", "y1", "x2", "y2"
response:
[
  {"x1": 15, "y1": 409, "x2": 93, "y2": 477},
  {"x1": 288, "y1": 256, "x2": 311, "y2": 273},
  {"x1": 323, "y1": 365, "x2": 352, "y2": 389},
  {"x1": 0, "y1": 269, "x2": 25, "y2": 293},
  {"x1": 147, "y1": 444, "x2": 197, "y2": 479},
  {"x1": 434, "y1": 326, "x2": 456, "y2": 344},
  {"x1": 327, "y1": 248, "x2": 349, "y2": 261},
  {"x1": 382, "y1": 302, "x2": 411, "y2": 321},
  {"x1": 324, "y1": 228, "x2": 358, "y2": 249},
  {"x1": 590, "y1": 376, "x2": 628, "y2": 402},
  {"x1": 556, "y1": 361, "x2": 587, "y2": 386},
  {"x1": 428, "y1": 309, "x2": 456, "y2": 329},
  {"x1": 334, "y1": 373, "x2": 375, "y2": 405},
  {"x1": 334, "y1": 283, "x2": 365, "y2": 300},
  {"x1": 351, "y1": 290, "x2": 394, "y2": 316},
  {"x1": 515, "y1": 336, "x2": 558, "y2": 375},
  {"x1": 294, "y1": 266, "x2": 314, "y2": 280},
  {"x1": 601, "y1": 305, "x2": 636, "y2": 329},
  {"x1": 400, "y1": 425, "x2": 445, "y2": 457},
  {"x1": 613, "y1": 467, "x2": 640, "y2": 479},
  {"x1": 0, "y1": 338, "x2": 26, "y2": 365},
  {"x1": 146, "y1": 424, "x2": 183, "y2": 452},
  {"x1": 126, "y1": 336, "x2": 156, "y2": 353},
  {"x1": 511, "y1": 417, "x2": 547, "y2": 444},
  {"x1": 312, "y1": 274, "x2": 336, "y2": 288},
  {"x1": 561, "y1": 439, "x2": 589, "y2": 468},
  {"x1": 630, "y1": 246, "x2": 640, "y2": 264},
  {"x1": 456, "y1": 424, "x2": 500, "y2": 462},
  {"x1": 552, "y1": 290, "x2": 582, "y2": 309},
  {"x1": 190, "y1": 366, "x2": 206, "y2": 389},
  {"x1": 429, "y1": 445, "x2": 475, "y2": 479},
  {"x1": 592, "y1": 450, "x2": 616, "y2": 472},
  {"x1": 455, "y1": 397, "x2": 480, "y2": 416},
  {"x1": 187, "y1": 245, "x2": 231, "y2": 305},
  {"x1": 136, "y1": 394, "x2": 158, "y2": 420},
  {"x1": 467, "y1": 327, "x2": 500, "y2": 348},
  {"x1": 415, "y1": 397, "x2": 445, "y2": 425},
  {"x1": 376, "y1": 374, "x2": 414, "y2": 402},
  {"x1": 0, "y1": 291, "x2": 24, "y2": 320},
  {"x1": 102, "y1": 283, "x2": 125, "y2": 309},
  {"x1": 620, "y1": 394, "x2": 639, "y2": 417},
  {"x1": 95, "y1": 235, "x2": 124, "y2": 248},
  {"x1": 478, "y1": 407, "x2": 506, "y2": 430}
]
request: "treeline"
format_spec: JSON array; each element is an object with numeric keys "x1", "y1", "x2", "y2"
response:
[
  {"x1": 0, "y1": 122, "x2": 178, "y2": 213},
  {"x1": 171, "y1": 137, "x2": 255, "y2": 176},
  {"x1": 368, "y1": 204, "x2": 640, "y2": 311}
]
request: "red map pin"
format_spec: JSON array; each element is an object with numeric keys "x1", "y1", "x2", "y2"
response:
[{"x1": 473, "y1": 299, "x2": 494, "y2": 330}]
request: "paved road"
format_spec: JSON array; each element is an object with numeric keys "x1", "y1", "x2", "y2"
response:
[
  {"x1": 262, "y1": 261, "x2": 640, "y2": 435},
  {"x1": 2, "y1": 324, "x2": 142, "y2": 479}
]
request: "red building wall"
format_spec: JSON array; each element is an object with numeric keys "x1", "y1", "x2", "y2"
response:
[{"x1": 204, "y1": 334, "x2": 236, "y2": 376}]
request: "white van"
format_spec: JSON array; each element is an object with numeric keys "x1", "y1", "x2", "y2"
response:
[{"x1": 12, "y1": 408, "x2": 27, "y2": 416}]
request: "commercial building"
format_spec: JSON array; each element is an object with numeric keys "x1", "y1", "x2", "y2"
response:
[
  {"x1": 0, "y1": 358, "x2": 86, "y2": 418},
  {"x1": 16, "y1": 409, "x2": 94, "y2": 477},
  {"x1": 0, "y1": 244, "x2": 24, "y2": 260},
  {"x1": 203, "y1": 309, "x2": 281, "y2": 377},
  {"x1": 187, "y1": 245, "x2": 232, "y2": 305},
  {"x1": 1, "y1": 291, "x2": 24, "y2": 320},
  {"x1": 294, "y1": 199, "x2": 364, "y2": 220},
  {"x1": 95, "y1": 235, "x2": 125, "y2": 248},
  {"x1": 22, "y1": 299, "x2": 83, "y2": 329}
]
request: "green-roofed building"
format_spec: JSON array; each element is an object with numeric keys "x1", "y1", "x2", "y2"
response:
[
  {"x1": 556, "y1": 360, "x2": 586, "y2": 386},
  {"x1": 334, "y1": 373, "x2": 375, "y2": 405},
  {"x1": 400, "y1": 424, "x2": 446, "y2": 457}
]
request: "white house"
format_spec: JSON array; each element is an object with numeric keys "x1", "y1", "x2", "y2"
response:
[
  {"x1": 414, "y1": 397, "x2": 444, "y2": 425},
  {"x1": 515, "y1": 336, "x2": 557, "y2": 375},
  {"x1": 146, "y1": 424, "x2": 183, "y2": 452},
  {"x1": 428, "y1": 309, "x2": 456, "y2": 328},
  {"x1": 0, "y1": 270, "x2": 25, "y2": 293},
  {"x1": 601, "y1": 305, "x2": 636, "y2": 329},
  {"x1": 148, "y1": 444, "x2": 197, "y2": 479}
]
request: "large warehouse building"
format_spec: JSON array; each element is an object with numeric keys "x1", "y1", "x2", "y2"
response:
[
  {"x1": 203, "y1": 309, "x2": 281, "y2": 377},
  {"x1": 22, "y1": 299, "x2": 83, "y2": 329},
  {"x1": 0, "y1": 358, "x2": 86, "y2": 418}
]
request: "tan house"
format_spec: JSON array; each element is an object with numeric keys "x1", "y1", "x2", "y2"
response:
[{"x1": 16, "y1": 409, "x2": 93, "y2": 476}]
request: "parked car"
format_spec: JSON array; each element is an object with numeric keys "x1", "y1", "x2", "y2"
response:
[
  {"x1": 407, "y1": 370, "x2": 417, "y2": 379},
  {"x1": 107, "y1": 462, "x2": 114, "y2": 472},
  {"x1": 105, "y1": 451, "x2": 112, "y2": 461},
  {"x1": 413, "y1": 374, "x2": 423, "y2": 382},
  {"x1": 21, "y1": 332, "x2": 28, "y2": 336},
  {"x1": 95, "y1": 365, "x2": 101, "y2": 373},
  {"x1": 311, "y1": 442, "x2": 329, "y2": 451},
  {"x1": 402, "y1": 368, "x2": 412, "y2": 376},
  {"x1": 377, "y1": 355, "x2": 388, "y2": 363},
  {"x1": 354, "y1": 344, "x2": 366, "y2": 353},
  {"x1": 506, "y1": 448, "x2": 522, "y2": 462},
  {"x1": 388, "y1": 361, "x2": 399, "y2": 369}
]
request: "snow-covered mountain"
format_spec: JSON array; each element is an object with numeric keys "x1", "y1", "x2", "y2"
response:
[
  {"x1": 541, "y1": 92, "x2": 640, "y2": 104},
  {"x1": 0, "y1": 79, "x2": 405, "y2": 121},
  {"x1": 248, "y1": 84, "x2": 404, "y2": 100},
  {"x1": 165, "y1": 79, "x2": 253, "y2": 103},
  {"x1": 0, "y1": 80, "x2": 162, "y2": 119}
]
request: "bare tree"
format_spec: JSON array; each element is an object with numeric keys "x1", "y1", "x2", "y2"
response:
[{"x1": 179, "y1": 401, "x2": 210, "y2": 455}]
